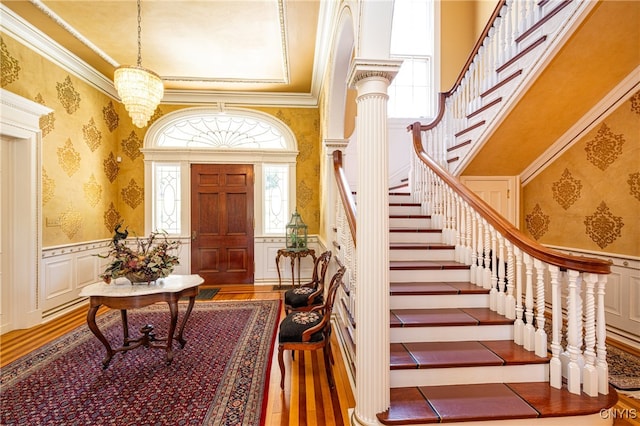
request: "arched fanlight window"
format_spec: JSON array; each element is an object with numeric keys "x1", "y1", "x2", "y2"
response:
[
  {"x1": 143, "y1": 107, "x2": 298, "y2": 237},
  {"x1": 155, "y1": 115, "x2": 288, "y2": 149}
]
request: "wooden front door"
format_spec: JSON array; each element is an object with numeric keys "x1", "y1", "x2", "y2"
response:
[{"x1": 191, "y1": 164, "x2": 254, "y2": 284}]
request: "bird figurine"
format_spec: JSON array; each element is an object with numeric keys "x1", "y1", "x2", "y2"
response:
[{"x1": 113, "y1": 223, "x2": 129, "y2": 244}]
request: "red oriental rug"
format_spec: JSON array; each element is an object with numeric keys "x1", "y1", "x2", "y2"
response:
[{"x1": 1, "y1": 300, "x2": 281, "y2": 426}]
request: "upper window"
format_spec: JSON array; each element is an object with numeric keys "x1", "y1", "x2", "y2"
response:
[{"x1": 388, "y1": 0, "x2": 435, "y2": 118}]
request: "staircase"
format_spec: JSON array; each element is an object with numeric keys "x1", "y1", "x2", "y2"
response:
[{"x1": 377, "y1": 191, "x2": 617, "y2": 424}]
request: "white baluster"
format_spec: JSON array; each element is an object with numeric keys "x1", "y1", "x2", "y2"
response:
[
  {"x1": 476, "y1": 220, "x2": 484, "y2": 285},
  {"x1": 505, "y1": 241, "x2": 516, "y2": 319},
  {"x1": 483, "y1": 222, "x2": 492, "y2": 289},
  {"x1": 582, "y1": 273, "x2": 598, "y2": 396},
  {"x1": 549, "y1": 265, "x2": 562, "y2": 389},
  {"x1": 596, "y1": 274, "x2": 609, "y2": 395},
  {"x1": 523, "y1": 253, "x2": 535, "y2": 351},
  {"x1": 514, "y1": 246, "x2": 524, "y2": 345},
  {"x1": 465, "y1": 207, "x2": 473, "y2": 265},
  {"x1": 489, "y1": 229, "x2": 498, "y2": 311},
  {"x1": 533, "y1": 259, "x2": 547, "y2": 357},
  {"x1": 497, "y1": 235, "x2": 506, "y2": 315},
  {"x1": 566, "y1": 270, "x2": 581, "y2": 395},
  {"x1": 454, "y1": 198, "x2": 462, "y2": 262},
  {"x1": 470, "y1": 213, "x2": 478, "y2": 285}
]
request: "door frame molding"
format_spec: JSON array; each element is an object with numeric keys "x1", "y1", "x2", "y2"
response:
[
  {"x1": 141, "y1": 107, "x2": 298, "y2": 276},
  {"x1": 0, "y1": 89, "x2": 52, "y2": 332}
]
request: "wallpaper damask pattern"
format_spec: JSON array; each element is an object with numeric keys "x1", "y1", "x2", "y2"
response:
[
  {"x1": 121, "y1": 131, "x2": 143, "y2": 160},
  {"x1": 104, "y1": 202, "x2": 123, "y2": 235},
  {"x1": 121, "y1": 179, "x2": 144, "y2": 209},
  {"x1": 551, "y1": 169, "x2": 582, "y2": 210},
  {"x1": 103, "y1": 101, "x2": 119, "y2": 132},
  {"x1": 83, "y1": 174, "x2": 102, "y2": 208},
  {"x1": 55, "y1": 76, "x2": 80, "y2": 115},
  {"x1": 584, "y1": 202, "x2": 624, "y2": 249},
  {"x1": 82, "y1": 118, "x2": 102, "y2": 152},
  {"x1": 525, "y1": 204, "x2": 550, "y2": 240},
  {"x1": 35, "y1": 93, "x2": 55, "y2": 136},
  {"x1": 1, "y1": 38, "x2": 19, "y2": 86},
  {"x1": 41, "y1": 169, "x2": 55, "y2": 205},
  {"x1": 103, "y1": 153, "x2": 120, "y2": 183},
  {"x1": 629, "y1": 172, "x2": 640, "y2": 201},
  {"x1": 57, "y1": 139, "x2": 81, "y2": 177},
  {"x1": 523, "y1": 91, "x2": 640, "y2": 256}
]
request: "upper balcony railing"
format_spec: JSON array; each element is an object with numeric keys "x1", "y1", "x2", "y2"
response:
[{"x1": 420, "y1": 0, "x2": 595, "y2": 173}]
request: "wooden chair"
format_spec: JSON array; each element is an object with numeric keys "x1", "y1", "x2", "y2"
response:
[
  {"x1": 283, "y1": 250, "x2": 332, "y2": 314},
  {"x1": 277, "y1": 264, "x2": 346, "y2": 389}
]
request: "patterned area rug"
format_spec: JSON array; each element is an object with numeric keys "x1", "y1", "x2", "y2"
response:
[
  {"x1": 607, "y1": 345, "x2": 640, "y2": 393},
  {"x1": 1, "y1": 300, "x2": 280, "y2": 425}
]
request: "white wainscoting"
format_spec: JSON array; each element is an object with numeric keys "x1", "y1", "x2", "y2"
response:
[
  {"x1": 254, "y1": 236, "x2": 324, "y2": 286},
  {"x1": 548, "y1": 246, "x2": 640, "y2": 350},
  {"x1": 41, "y1": 240, "x2": 112, "y2": 318},
  {"x1": 40, "y1": 235, "x2": 326, "y2": 321}
]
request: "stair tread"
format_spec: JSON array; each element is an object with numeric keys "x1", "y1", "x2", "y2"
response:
[
  {"x1": 390, "y1": 243, "x2": 453, "y2": 250},
  {"x1": 390, "y1": 281, "x2": 489, "y2": 295},
  {"x1": 390, "y1": 340, "x2": 548, "y2": 370},
  {"x1": 379, "y1": 382, "x2": 618, "y2": 424},
  {"x1": 390, "y1": 307, "x2": 513, "y2": 327},
  {"x1": 389, "y1": 228, "x2": 441, "y2": 233},
  {"x1": 390, "y1": 260, "x2": 470, "y2": 270},
  {"x1": 389, "y1": 214, "x2": 431, "y2": 218}
]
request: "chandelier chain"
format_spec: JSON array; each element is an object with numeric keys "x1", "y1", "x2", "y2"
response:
[{"x1": 136, "y1": 0, "x2": 142, "y2": 66}]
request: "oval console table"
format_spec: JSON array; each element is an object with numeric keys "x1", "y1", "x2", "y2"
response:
[{"x1": 79, "y1": 274, "x2": 204, "y2": 368}]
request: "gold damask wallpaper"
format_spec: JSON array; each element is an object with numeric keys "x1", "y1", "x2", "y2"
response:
[
  {"x1": 523, "y1": 91, "x2": 640, "y2": 256},
  {"x1": 1, "y1": 34, "x2": 321, "y2": 247}
]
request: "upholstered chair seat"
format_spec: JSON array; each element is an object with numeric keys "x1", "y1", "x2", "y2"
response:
[
  {"x1": 278, "y1": 311, "x2": 324, "y2": 343},
  {"x1": 278, "y1": 264, "x2": 346, "y2": 389},
  {"x1": 283, "y1": 250, "x2": 331, "y2": 314}
]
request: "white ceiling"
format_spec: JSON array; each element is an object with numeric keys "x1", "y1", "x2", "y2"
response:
[{"x1": 2, "y1": 0, "x2": 328, "y2": 104}]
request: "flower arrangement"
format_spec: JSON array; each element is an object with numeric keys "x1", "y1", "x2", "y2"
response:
[{"x1": 98, "y1": 224, "x2": 181, "y2": 284}]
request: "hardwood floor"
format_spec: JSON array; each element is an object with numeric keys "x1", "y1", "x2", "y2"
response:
[
  {"x1": 2, "y1": 284, "x2": 637, "y2": 425},
  {"x1": 0, "y1": 285, "x2": 355, "y2": 426}
]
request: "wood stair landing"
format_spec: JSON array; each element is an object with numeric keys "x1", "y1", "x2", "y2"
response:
[{"x1": 379, "y1": 382, "x2": 619, "y2": 425}]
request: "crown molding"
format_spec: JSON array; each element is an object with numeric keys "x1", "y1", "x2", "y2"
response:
[
  {"x1": 161, "y1": 90, "x2": 318, "y2": 107},
  {"x1": 0, "y1": 4, "x2": 118, "y2": 98}
]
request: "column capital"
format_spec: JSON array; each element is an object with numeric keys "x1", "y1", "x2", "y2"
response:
[
  {"x1": 347, "y1": 58, "x2": 403, "y2": 88},
  {"x1": 323, "y1": 138, "x2": 349, "y2": 154}
]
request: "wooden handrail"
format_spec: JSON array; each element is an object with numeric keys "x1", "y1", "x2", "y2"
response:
[
  {"x1": 409, "y1": 122, "x2": 611, "y2": 275},
  {"x1": 332, "y1": 150, "x2": 357, "y2": 246}
]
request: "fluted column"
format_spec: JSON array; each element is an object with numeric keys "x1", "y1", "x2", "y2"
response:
[{"x1": 348, "y1": 59, "x2": 400, "y2": 426}]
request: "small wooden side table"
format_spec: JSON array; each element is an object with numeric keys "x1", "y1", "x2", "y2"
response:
[
  {"x1": 276, "y1": 248, "x2": 316, "y2": 288},
  {"x1": 79, "y1": 274, "x2": 204, "y2": 368}
]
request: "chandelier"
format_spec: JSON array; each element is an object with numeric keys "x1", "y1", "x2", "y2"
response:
[{"x1": 114, "y1": 0, "x2": 164, "y2": 128}]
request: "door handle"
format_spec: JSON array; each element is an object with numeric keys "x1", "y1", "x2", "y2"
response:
[{"x1": 192, "y1": 231, "x2": 197, "y2": 240}]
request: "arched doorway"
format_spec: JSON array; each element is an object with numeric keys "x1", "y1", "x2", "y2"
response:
[{"x1": 143, "y1": 107, "x2": 298, "y2": 285}]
